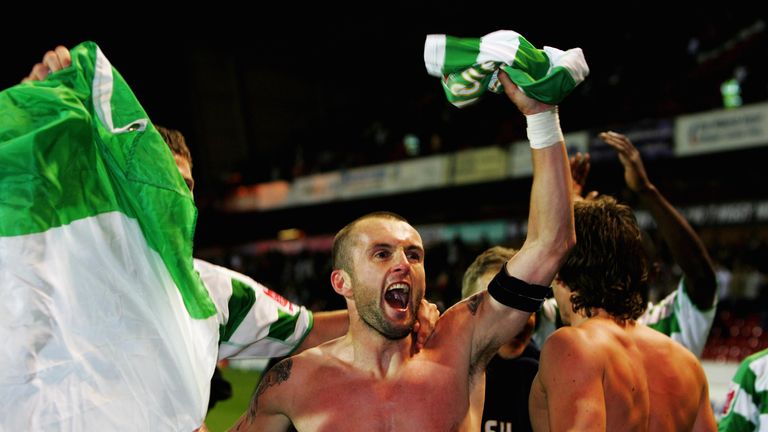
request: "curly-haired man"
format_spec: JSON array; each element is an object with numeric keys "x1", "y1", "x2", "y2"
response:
[{"x1": 530, "y1": 196, "x2": 717, "y2": 431}]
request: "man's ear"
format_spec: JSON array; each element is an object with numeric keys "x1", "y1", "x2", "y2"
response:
[{"x1": 331, "y1": 269, "x2": 352, "y2": 297}]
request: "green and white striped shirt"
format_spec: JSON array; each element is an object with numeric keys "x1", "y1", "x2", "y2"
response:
[
  {"x1": 534, "y1": 278, "x2": 716, "y2": 357},
  {"x1": 195, "y1": 259, "x2": 313, "y2": 360},
  {"x1": 719, "y1": 349, "x2": 768, "y2": 431},
  {"x1": 424, "y1": 30, "x2": 589, "y2": 107}
]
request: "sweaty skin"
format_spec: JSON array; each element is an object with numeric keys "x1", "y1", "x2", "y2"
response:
[{"x1": 530, "y1": 310, "x2": 716, "y2": 431}]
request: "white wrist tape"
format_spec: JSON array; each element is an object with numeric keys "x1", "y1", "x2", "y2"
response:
[{"x1": 526, "y1": 108, "x2": 563, "y2": 149}]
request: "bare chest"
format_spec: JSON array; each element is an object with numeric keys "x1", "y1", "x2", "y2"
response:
[{"x1": 289, "y1": 361, "x2": 472, "y2": 432}]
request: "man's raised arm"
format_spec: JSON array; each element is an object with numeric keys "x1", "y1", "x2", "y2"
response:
[{"x1": 466, "y1": 71, "x2": 575, "y2": 361}]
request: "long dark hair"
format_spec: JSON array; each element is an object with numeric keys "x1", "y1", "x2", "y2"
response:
[{"x1": 558, "y1": 196, "x2": 648, "y2": 322}]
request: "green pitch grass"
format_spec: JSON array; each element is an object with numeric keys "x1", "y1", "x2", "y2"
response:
[{"x1": 204, "y1": 368, "x2": 262, "y2": 431}]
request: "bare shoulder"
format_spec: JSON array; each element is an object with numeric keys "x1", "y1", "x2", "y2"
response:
[
  {"x1": 538, "y1": 326, "x2": 604, "y2": 398},
  {"x1": 539, "y1": 326, "x2": 606, "y2": 380},
  {"x1": 637, "y1": 326, "x2": 689, "y2": 352},
  {"x1": 232, "y1": 342, "x2": 351, "y2": 431},
  {"x1": 636, "y1": 326, "x2": 703, "y2": 372},
  {"x1": 247, "y1": 345, "x2": 337, "y2": 415},
  {"x1": 247, "y1": 357, "x2": 299, "y2": 417},
  {"x1": 540, "y1": 326, "x2": 599, "y2": 368},
  {"x1": 229, "y1": 356, "x2": 300, "y2": 431}
]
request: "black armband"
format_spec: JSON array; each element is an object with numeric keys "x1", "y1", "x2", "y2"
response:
[{"x1": 487, "y1": 267, "x2": 552, "y2": 312}]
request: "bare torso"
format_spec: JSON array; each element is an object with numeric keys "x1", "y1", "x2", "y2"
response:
[
  {"x1": 235, "y1": 300, "x2": 499, "y2": 432},
  {"x1": 530, "y1": 316, "x2": 714, "y2": 431},
  {"x1": 287, "y1": 347, "x2": 473, "y2": 431}
]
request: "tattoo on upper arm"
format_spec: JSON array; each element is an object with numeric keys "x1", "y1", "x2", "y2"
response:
[
  {"x1": 466, "y1": 292, "x2": 484, "y2": 316},
  {"x1": 247, "y1": 358, "x2": 293, "y2": 421}
]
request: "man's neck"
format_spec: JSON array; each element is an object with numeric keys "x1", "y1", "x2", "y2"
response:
[
  {"x1": 570, "y1": 307, "x2": 607, "y2": 326},
  {"x1": 576, "y1": 308, "x2": 635, "y2": 327},
  {"x1": 344, "y1": 317, "x2": 414, "y2": 378}
]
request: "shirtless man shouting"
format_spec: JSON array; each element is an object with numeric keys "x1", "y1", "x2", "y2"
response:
[{"x1": 231, "y1": 71, "x2": 576, "y2": 431}]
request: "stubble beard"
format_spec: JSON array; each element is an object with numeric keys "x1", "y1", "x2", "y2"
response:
[{"x1": 355, "y1": 291, "x2": 416, "y2": 340}]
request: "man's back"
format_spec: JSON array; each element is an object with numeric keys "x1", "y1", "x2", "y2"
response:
[
  {"x1": 531, "y1": 316, "x2": 715, "y2": 431},
  {"x1": 632, "y1": 321, "x2": 713, "y2": 431}
]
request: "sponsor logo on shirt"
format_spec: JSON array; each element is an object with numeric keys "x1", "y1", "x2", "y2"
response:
[{"x1": 263, "y1": 287, "x2": 295, "y2": 312}]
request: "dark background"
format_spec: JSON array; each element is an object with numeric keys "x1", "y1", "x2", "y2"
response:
[{"x1": 3, "y1": 9, "x2": 767, "y2": 246}]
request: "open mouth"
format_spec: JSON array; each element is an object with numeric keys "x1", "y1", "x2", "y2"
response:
[{"x1": 384, "y1": 283, "x2": 410, "y2": 310}]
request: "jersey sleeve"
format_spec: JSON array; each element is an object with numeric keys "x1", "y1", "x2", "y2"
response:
[
  {"x1": 194, "y1": 259, "x2": 314, "y2": 360},
  {"x1": 640, "y1": 277, "x2": 716, "y2": 357}
]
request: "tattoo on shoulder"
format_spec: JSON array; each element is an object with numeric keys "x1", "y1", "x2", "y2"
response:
[
  {"x1": 247, "y1": 358, "x2": 293, "y2": 420},
  {"x1": 466, "y1": 292, "x2": 485, "y2": 316}
]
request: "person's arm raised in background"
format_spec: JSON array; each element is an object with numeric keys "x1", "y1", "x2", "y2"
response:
[
  {"x1": 599, "y1": 131, "x2": 717, "y2": 310},
  {"x1": 569, "y1": 152, "x2": 598, "y2": 201}
]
